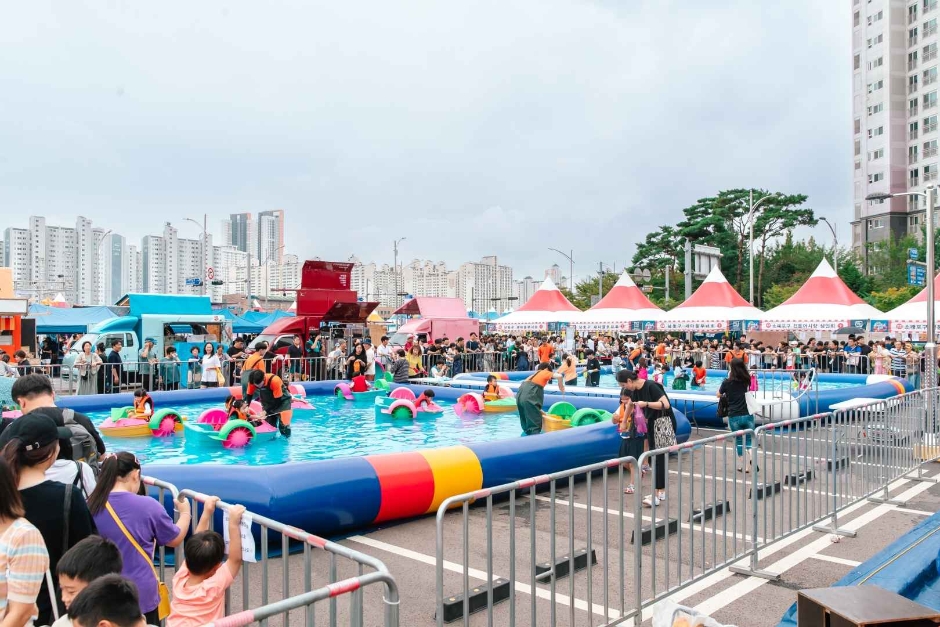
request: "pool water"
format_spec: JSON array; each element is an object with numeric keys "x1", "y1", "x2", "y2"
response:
[
  {"x1": 87, "y1": 397, "x2": 526, "y2": 466},
  {"x1": 596, "y1": 373, "x2": 857, "y2": 392}
]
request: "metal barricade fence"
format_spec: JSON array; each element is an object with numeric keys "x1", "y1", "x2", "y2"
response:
[
  {"x1": 434, "y1": 388, "x2": 940, "y2": 624},
  {"x1": 634, "y1": 430, "x2": 755, "y2": 612},
  {"x1": 141, "y1": 477, "x2": 400, "y2": 627},
  {"x1": 178, "y1": 488, "x2": 400, "y2": 627},
  {"x1": 435, "y1": 456, "x2": 642, "y2": 627}
]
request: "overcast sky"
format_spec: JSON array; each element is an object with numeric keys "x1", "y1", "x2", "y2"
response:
[{"x1": 0, "y1": 1, "x2": 850, "y2": 281}]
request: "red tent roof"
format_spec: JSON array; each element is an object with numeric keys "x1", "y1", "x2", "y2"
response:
[
  {"x1": 779, "y1": 259, "x2": 866, "y2": 306},
  {"x1": 516, "y1": 277, "x2": 580, "y2": 312},
  {"x1": 674, "y1": 266, "x2": 751, "y2": 310},
  {"x1": 393, "y1": 297, "x2": 469, "y2": 318},
  {"x1": 908, "y1": 272, "x2": 940, "y2": 303},
  {"x1": 591, "y1": 272, "x2": 661, "y2": 311}
]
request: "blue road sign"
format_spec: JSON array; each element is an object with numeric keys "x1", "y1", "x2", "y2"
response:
[
  {"x1": 186, "y1": 277, "x2": 202, "y2": 287},
  {"x1": 908, "y1": 262, "x2": 927, "y2": 286},
  {"x1": 910, "y1": 247, "x2": 920, "y2": 261}
]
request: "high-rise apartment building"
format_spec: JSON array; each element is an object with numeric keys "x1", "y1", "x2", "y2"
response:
[
  {"x1": 3, "y1": 228, "x2": 29, "y2": 287},
  {"x1": 401, "y1": 260, "x2": 454, "y2": 298},
  {"x1": 852, "y1": 0, "x2": 940, "y2": 267},
  {"x1": 457, "y1": 256, "x2": 513, "y2": 313},
  {"x1": 127, "y1": 244, "x2": 142, "y2": 294},
  {"x1": 257, "y1": 210, "x2": 284, "y2": 265},
  {"x1": 513, "y1": 276, "x2": 542, "y2": 304},
  {"x1": 99, "y1": 233, "x2": 127, "y2": 305},
  {"x1": 223, "y1": 213, "x2": 254, "y2": 256}
]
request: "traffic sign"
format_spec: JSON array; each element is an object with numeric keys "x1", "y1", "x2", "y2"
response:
[
  {"x1": 908, "y1": 261, "x2": 927, "y2": 286},
  {"x1": 206, "y1": 267, "x2": 215, "y2": 280},
  {"x1": 641, "y1": 285, "x2": 654, "y2": 293},
  {"x1": 641, "y1": 268, "x2": 651, "y2": 282},
  {"x1": 909, "y1": 247, "x2": 920, "y2": 261},
  {"x1": 185, "y1": 277, "x2": 202, "y2": 287}
]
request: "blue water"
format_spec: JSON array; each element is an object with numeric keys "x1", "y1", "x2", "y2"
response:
[
  {"x1": 87, "y1": 397, "x2": 525, "y2": 466},
  {"x1": 596, "y1": 373, "x2": 858, "y2": 392}
]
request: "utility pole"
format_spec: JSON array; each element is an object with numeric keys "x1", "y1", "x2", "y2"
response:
[
  {"x1": 665, "y1": 265, "x2": 670, "y2": 303},
  {"x1": 684, "y1": 239, "x2": 692, "y2": 300},
  {"x1": 598, "y1": 262, "x2": 604, "y2": 302}
]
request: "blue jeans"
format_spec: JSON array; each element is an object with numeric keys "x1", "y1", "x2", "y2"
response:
[{"x1": 728, "y1": 414, "x2": 755, "y2": 456}]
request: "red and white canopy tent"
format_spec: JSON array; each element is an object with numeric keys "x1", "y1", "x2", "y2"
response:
[
  {"x1": 657, "y1": 266, "x2": 763, "y2": 333},
  {"x1": 883, "y1": 272, "x2": 940, "y2": 335},
  {"x1": 573, "y1": 271, "x2": 663, "y2": 332},
  {"x1": 493, "y1": 276, "x2": 581, "y2": 332},
  {"x1": 760, "y1": 259, "x2": 883, "y2": 332}
]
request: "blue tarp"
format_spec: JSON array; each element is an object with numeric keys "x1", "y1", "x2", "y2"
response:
[
  {"x1": 27, "y1": 305, "x2": 119, "y2": 334},
  {"x1": 214, "y1": 309, "x2": 263, "y2": 334},
  {"x1": 241, "y1": 310, "x2": 294, "y2": 327}
]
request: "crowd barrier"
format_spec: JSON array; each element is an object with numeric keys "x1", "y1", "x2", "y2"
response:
[
  {"x1": 433, "y1": 388, "x2": 940, "y2": 626},
  {"x1": 142, "y1": 477, "x2": 400, "y2": 627}
]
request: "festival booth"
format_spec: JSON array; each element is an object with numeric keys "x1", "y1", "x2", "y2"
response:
[
  {"x1": 0, "y1": 268, "x2": 28, "y2": 355},
  {"x1": 493, "y1": 277, "x2": 582, "y2": 332},
  {"x1": 656, "y1": 266, "x2": 763, "y2": 333},
  {"x1": 573, "y1": 271, "x2": 662, "y2": 333},
  {"x1": 882, "y1": 272, "x2": 940, "y2": 338},
  {"x1": 26, "y1": 304, "x2": 120, "y2": 335},
  {"x1": 760, "y1": 259, "x2": 883, "y2": 335}
]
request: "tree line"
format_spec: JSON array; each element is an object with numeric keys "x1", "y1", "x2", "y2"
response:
[{"x1": 558, "y1": 188, "x2": 930, "y2": 313}]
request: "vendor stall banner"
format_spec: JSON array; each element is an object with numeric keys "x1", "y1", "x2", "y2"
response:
[
  {"x1": 869, "y1": 320, "x2": 890, "y2": 333},
  {"x1": 760, "y1": 319, "x2": 851, "y2": 332},
  {"x1": 657, "y1": 320, "x2": 728, "y2": 333}
]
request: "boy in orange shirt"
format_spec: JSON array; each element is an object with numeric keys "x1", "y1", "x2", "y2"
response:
[
  {"x1": 692, "y1": 361, "x2": 707, "y2": 387},
  {"x1": 168, "y1": 497, "x2": 246, "y2": 627}
]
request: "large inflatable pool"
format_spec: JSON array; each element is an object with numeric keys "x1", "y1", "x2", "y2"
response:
[
  {"x1": 56, "y1": 382, "x2": 691, "y2": 536},
  {"x1": 450, "y1": 368, "x2": 913, "y2": 428}
]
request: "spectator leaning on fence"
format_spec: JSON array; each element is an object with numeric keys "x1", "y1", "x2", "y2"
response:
[{"x1": 87, "y1": 452, "x2": 190, "y2": 625}]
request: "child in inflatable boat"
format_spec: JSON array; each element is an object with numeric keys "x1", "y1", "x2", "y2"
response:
[{"x1": 132, "y1": 388, "x2": 154, "y2": 418}]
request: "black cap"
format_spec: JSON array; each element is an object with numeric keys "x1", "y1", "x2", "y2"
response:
[{"x1": 0, "y1": 413, "x2": 72, "y2": 452}]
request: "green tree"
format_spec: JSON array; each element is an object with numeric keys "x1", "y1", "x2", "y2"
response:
[
  {"x1": 752, "y1": 192, "x2": 815, "y2": 305},
  {"x1": 865, "y1": 234, "x2": 920, "y2": 291},
  {"x1": 866, "y1": 286, "x2": 920, "y2": 311},
  {"x1": 560, "y1": 272, "x2": 623, "y2": 310},
  {"x1": 762, "y1": 283, "x2": 801, "y2": 309}
]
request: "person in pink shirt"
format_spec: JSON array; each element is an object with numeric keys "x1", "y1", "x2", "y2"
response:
[{"x1": 167, "y1": 497, "x2": 245, "y2": 627}]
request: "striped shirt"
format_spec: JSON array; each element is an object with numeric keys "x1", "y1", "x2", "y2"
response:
[
  {"x1": 0, "y1": 518, "x2": 50, "y2": 620},
  {"x1": 889, "y1": 348, "x2": 907, "y2": 373}
]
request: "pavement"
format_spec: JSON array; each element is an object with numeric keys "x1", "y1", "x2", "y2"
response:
[{"x1": 163, "y1": 426, "x2": 940, "y2": 627}]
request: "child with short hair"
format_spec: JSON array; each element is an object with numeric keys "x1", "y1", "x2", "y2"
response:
[
  {"x1": 483, "y1": 375, "x2": 501, "y2": 401},
  {"x1": 167, "y1": 497, "x2": 246, "y2": 627},
  {"x1": 67, "y1": 574, "x2": 147, "y2": 627},
  {"x1": 692, "y1": 361, "x2": 707, "y2": 387},
  {"x1": 53, "y1": 536, "x2": 124, "y2": 627},
  {"x1": 415, "y1": 389, "x2": 436, "y2": 409},
  {"x1": 430, "y1": 358, "x2": 449, "y2": 379},
  {"x1": 612, "y1": 388, "x2": 646, "y2": 495},
  {"x1": 350, "y1": 371, "x2": 369, "y2": 393}
]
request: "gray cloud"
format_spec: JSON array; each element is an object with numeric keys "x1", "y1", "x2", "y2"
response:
[{"x1": 0, "y1": 1, "x2": 850, "y2": 279}]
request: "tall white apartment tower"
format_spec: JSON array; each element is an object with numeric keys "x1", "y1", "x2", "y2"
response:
[{"x1": 852, "y1": 0, "x2": 940, "y2": 268}]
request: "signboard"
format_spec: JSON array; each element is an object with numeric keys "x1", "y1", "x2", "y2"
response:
[
  {"x1": 629, "y1": 320, "x2": 657, "y2": 332},
  {"x1": 760, "y1": 319, "x2": 850, "y2": 332},
  {"x1": 849, "y1": 319, "x2": 869, "y2": 331},
  {"x1": 908, "y1": 262, "x2": 927, "y2": 286},
  {"x1": 185, "y1": 277, "x2": 202, "y2": 287},
  {"x1": 869, "y1": 320, "x2": 890, "y2": 333},
  {"x1": 910, "y1": 247, "x2": 920, "y2": 261},
  {"x1": 744, "y1": 320, "x2": 761, "y2": 332},
  {"x1": 223, "y1": 509, "x2": 257, "y2": 563},
  {"x1": 641, "y1": 285, "x2": 654, "y2": 293}
]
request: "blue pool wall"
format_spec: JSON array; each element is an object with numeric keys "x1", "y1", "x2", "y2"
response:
[
  {"x1": 777, "y1": 511, "x2": 940, "y2": 627},
  {"x1": 454, "y1": 368, "x2": 913, "y2": 427},
  {"x1": 56, "y1": 381, "x2": 689, "y2": 537}
]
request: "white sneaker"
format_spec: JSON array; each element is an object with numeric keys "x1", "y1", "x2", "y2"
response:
[{"x1": 643, "y1": 495, "x2": 661, "y2": 508}]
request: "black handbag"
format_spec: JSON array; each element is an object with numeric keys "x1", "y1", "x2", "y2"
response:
[{"x1": 717, "y1": 393, "x2": 730, "y2": 419}]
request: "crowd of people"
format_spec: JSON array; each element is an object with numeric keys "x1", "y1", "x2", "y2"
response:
[{"x1": 0, "y1": 374, "x2": 249, "y2": 626}]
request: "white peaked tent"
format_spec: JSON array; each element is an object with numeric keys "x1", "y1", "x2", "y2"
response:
[
  {"x1": 761, "y1": 259, "x2": 883, "y2": 332},
  {"x1": 884, "y1": 272, "x2": 940, "y2": 335},
  {"x1": 493, "y1": 276, "x2": 581, "y2": 331},
  {"x1": 574, "y1": 271, "x2": 663, "y2": 331},
  {"x1": 657, "y1": 266, "x2": 763, "y2": 332}
]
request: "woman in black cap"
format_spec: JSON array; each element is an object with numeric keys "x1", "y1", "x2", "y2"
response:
[{"x1": 0, "y1": 414, "x2": 97, "y2": 625}]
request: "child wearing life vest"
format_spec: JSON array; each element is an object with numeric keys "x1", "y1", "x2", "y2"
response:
[
  {"x1": 132, "y1": 388, "x2": 154, "y2": 418},
  {"x1": 483, "y1": 375, "x2": 502, "y2": 401}
]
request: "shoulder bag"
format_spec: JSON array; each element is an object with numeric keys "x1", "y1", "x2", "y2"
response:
[
  {"x1": 105, "y1": 502, "x2": 171, "y2": 620},
  {"x1": 648, "y1": 382, "x2": 677, "y2": 449}
]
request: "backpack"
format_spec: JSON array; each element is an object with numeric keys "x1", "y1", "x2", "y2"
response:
[{"x1": 61, "y1": 408, "x2": 98, "y2": 468}]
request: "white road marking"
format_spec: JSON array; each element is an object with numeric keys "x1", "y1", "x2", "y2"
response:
[
  {"x1": 692, "y1": 470, "x2": 940, "y2": 617},
  {"x1": 347, "y1": 534, "x2": 621, "y2": 620},
  {"x1": 808, "y1": 554, "x2": 862, "y2": 567},
  {"x1": 893, "y1": 506, "x2": 935, "y2": 517}
]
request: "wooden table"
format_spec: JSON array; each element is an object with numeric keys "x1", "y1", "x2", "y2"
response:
[{"x1": 798, "y1": 586, "x2": 940, "y2": 627}]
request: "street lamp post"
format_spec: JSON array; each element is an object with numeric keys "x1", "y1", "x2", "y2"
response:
[
  {"x1": 819, "y1": 217, "x2": 839, "y2": 274},
  {"x1": 867, "y1": 187, "x2": 937, "y2": 394},
  {"x1": 747, "y1": 190, "x2": 776, "y2": 305},
  {"x1": 184, "y1": 215, "x2": 208, "y2": 296},
  {"x1": 548, "y1": 248, "x2": 575, "y2": 290},
  {"x1": 393, "y1": 237, "x2": 406, "y2": 309}
]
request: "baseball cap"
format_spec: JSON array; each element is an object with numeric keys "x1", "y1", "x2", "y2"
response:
[
  {"x1": 0, "y1": 413, "x2": 72, "y2": 452},
  {"x1": 363, "y1": 338, "x2": 372, "y2": 345}
]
